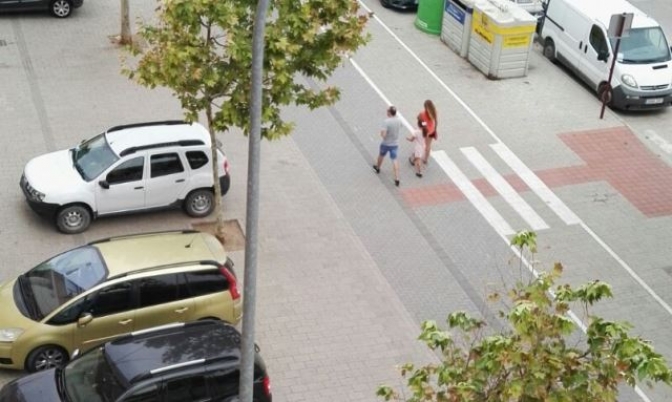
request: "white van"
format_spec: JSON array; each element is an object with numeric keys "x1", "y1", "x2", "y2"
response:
[{"x1": 540, "y1": 0, "x2": 672, "y2": 110}]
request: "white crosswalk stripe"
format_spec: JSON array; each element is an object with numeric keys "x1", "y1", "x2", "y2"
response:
[
  {"x1": 461, "y1": 147, "x2": 549, "y2": 231},
  {"x1": 490, "y1": 143, "x2": 580, "y2": 226},
  {"x1": 432, "y1": 150, "x2": 516, "y2": 237}
]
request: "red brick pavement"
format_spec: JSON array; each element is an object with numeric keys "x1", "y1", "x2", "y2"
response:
[{"x1": 403, "y1": 126, "x2": 672, "y2": 217}]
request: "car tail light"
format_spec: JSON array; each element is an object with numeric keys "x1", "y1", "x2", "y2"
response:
[
  {"x1": 219, "y1": 265, "x2": 240, "y2": 300},
  {"x1": 223, "y1": 159, "x2": 230, "y2": 174},
  {"x1": 262, "y1": 375, "x2": 271, "y2": 396}
]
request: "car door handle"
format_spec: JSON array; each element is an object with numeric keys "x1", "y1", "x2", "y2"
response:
[
  {"x1": 175, "y1": 179, "x2": 185, "y2": 183},
  {"x1": 118, "y1": 319, "x2": 133, "y2": 325},
  {"x1": 134, "y1": 186, "x2": 144, "y2": 190},
  {"x1": 174, "y1": 307, "x2": 189, "y2": 314},
  {"x1": 579, "y1": 41, "x2": 582, "y2": 49}
]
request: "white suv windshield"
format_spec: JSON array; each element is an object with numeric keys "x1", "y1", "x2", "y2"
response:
[
  {"x1": 72, "y1": 134, "x2": 120, "y2": 181},
  {"x1": 20, "y1": 246, "x2": 107, "y2": 320},
  {"x1": 613, "y1": 27, "x2": 672, "y2": 64}
]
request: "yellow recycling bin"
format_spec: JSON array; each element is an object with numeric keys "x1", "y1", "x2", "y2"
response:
[{"x1": 467, "y1": 0, "x2": 537, "y2": 79}]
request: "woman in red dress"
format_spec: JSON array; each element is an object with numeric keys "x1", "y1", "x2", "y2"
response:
[{"x1": 417, "y1": 100, "x2": 437, "y2": 164}]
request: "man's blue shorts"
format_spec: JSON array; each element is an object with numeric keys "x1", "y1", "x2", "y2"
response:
[{"x1": 379, "y1": 144, "x2": 399, "y2": 160}]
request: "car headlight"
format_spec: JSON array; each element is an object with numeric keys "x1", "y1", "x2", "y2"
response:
[
  {"x1": 621, "y1": 74, "x2": 638, "y2": 88},
  {"x1": 0, "y1": 328, "x2": 24, "y2": 342},
  {"x1": 24, "y1": 181, "x2": 45, "y2": 202}
]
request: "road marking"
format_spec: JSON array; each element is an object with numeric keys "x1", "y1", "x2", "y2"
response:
[
  {"x1": 462, "y1": 147, "x2": 549, "y2": 231},
  {"x1": 433, "y1": 150, "x2": 515, "y2": 236},
  {"x1": 348, "y1": 59, "x2": 414, "y2": 132},
  {"x1": 355, "y1": 3, "x2": 664, "y2": 399},
  {"x1": 490, "y1": 143, "x2": 581, "y2": 225},
  {"x1": 646, "y1": 129, "x2": 672, "y2": 155}
]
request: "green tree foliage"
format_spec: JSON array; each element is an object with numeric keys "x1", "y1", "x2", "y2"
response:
[
  {"x1": 378, "y1": 232, "x2": 672, "y2": 402},
  {"x1": 124, "y1": 0, "x2": 368, "y2": 238}
]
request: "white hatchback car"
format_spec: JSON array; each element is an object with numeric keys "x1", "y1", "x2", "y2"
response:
[{"x1": 20, "y1": 121, "x2": 230, "y2": 234}]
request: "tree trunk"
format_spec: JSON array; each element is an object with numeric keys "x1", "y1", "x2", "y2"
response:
[
  {"x1": 120, "y1": 0, "x2": 132, "y2": 45},
  {"x1": 206, "y1": 103, "x2": 226, "y2": 245}
]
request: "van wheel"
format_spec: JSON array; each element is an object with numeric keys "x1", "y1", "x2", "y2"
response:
[
  {"x1": 543, "y1": 39, "x2": 556, "y2": 63},
  {"x1": 26, "y1": 345, "x2": 69, "y2": 372},
  {"x1": 184, "y1": 189, "x2": 215, "y2": 217},
  {"x1": 598, "y1": 83, "x2": 613, "y2": 106},
  {"x1": 56, "y1": 205, "x2": 92, "y2": 234}
]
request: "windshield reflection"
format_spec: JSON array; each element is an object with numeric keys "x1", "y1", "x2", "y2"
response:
[
  {"x1": 73, "y1": 134, "x2": 119, "y2": 181},
  {"x1": 64, "y1": 347, "x2": 125, "y2": 402},
  {"x1": 612, "y1": 27, "x2": 671, "y2": 64},
  {"x1": 24, "y1": 247, "x2": 106, "y2": 320}
]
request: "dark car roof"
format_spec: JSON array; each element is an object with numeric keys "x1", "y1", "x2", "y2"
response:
[{"x1": 104, "y1": 321, "x2": 242, "y2": 386}]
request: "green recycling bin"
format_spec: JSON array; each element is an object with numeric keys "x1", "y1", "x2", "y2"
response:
[{"x1": 415, "y1": 0, "x2": 445, "y2": 35}]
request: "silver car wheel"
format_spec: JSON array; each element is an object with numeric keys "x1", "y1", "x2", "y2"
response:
[
  {"x1": 34, "y1": 347, "x2": 66, "y2": 371},
  {"x1": 52, "y1": 0, "x2": 71, "y2": 17},
  {"x1": 185, "y1": 189, "x2": 215, "y2": 217},
  {"x1": 56, "y1": 205, "x2": 92, "y2": 234},
  {"x1": 191, "y1": 193, "x2": 212, "y2": 213}
]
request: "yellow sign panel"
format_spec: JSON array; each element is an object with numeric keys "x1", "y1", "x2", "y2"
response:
[
  {"x1": 472, "y1": 9, "x2": 536, "y2": 37},
  {"x1": 503, "y1": 34, "x2": 531, "y2": 48},
  {"x1": 472, "y1": 11, "x2": 495, "y2": 44}
]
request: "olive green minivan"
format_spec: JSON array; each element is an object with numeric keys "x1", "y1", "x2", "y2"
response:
[{"x1": 0, "y1": 230, "x2": 242, "y2": 372}]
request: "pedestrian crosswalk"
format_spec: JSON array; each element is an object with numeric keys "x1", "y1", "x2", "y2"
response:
[
  {"x1": 433, "y1": 150, "x2": 516, "y2": 236},
  {"x1": 432, "y1": 144, "x2": 580, "y2": 238},
  {"x1": 489, "y1": 143, "x2": 580, "y2": 226},
  {"x1": 461, "y1": 146, "x2": 549, "y2": 232}
]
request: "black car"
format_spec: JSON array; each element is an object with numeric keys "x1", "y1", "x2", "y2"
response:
[
  {"x1": 0, "y1": 0, "x2": 83, "y2": 18},
  {"x1": 0, "y1": 320, "x2": 273, "y2": 402},
  {"x1": 380, "y1": 0, "x2": 418, "y2": 11}
]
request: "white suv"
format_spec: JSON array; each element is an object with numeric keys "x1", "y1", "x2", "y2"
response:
[{"x1": 20, "y1": 121, "x2": 230, "y2": 234}]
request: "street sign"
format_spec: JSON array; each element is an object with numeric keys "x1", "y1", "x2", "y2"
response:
[{"x1": 608, "y1": 13, "x2": 633, "y2": 38}]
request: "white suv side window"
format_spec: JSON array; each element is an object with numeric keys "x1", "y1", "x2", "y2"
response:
[
  {"x1": 150, "y1": 153, "x2": 184, "y2": 178},
  {"x1": 107, "y1": 157, "x2": 144, "y2": 185},
  {"x1": 186, "y1": 151, "x2": 209, "y2": 170}
]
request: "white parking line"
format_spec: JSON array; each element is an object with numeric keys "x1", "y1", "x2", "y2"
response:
[
  {"x1": 490, "y1": 143, "x2": 581, "y2": 225},
  {"x1": 433, "y1": 150, "x2": 515, "y2": 236},
  {"x1": 462, "y1": 147, "x2": 549, "y2": 231}
]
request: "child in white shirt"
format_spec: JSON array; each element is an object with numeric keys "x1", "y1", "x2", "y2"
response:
[{"x1": 407, "y1": 118, "x2": 427, "y2": 178}]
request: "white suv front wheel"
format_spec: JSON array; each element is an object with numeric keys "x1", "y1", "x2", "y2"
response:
[
  {"x1": 184, "y1": 189, "x2": 215, "y2": 217},
  {"x1": 56, "y1": 205, "x2": 92, "y2": 234}
]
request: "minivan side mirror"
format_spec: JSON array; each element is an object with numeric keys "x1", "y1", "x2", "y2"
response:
[
  {"x1": 77, "y1": 313, "x2": 93, "y2": 327},
  {"x1": 597, "y1": 51, "x2": 609, "y2": 62},
  {"x1": 98, "y1": 180, "x2": 110, "y2": 189}
]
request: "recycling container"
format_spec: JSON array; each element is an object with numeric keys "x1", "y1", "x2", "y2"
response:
[
  {"x1": 441, "y1": 0, "x2": 476, "y2": 57},
  {"x1": 467, "y1": 0, "x2": 537, "y2": 79},
  {"x1": 415, "y1": 0, "x2": 446, "y2": 35}
]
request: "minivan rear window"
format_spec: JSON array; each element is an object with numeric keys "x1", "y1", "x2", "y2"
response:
[
  {"x1": 185, "y1": 270, "x2": 229, "y2": 297},
  {"x1": 137, "y1": 273, "x2": 189, "y2": 308}
]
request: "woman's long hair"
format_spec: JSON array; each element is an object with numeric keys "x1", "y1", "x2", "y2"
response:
[{"x1": 424, "y1": 100, "x2": 437, "y2": 125}]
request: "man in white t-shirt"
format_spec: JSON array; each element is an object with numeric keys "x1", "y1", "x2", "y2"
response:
[{"x1": 372, "y1": 105, "x2": 402, "y2": 187}]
